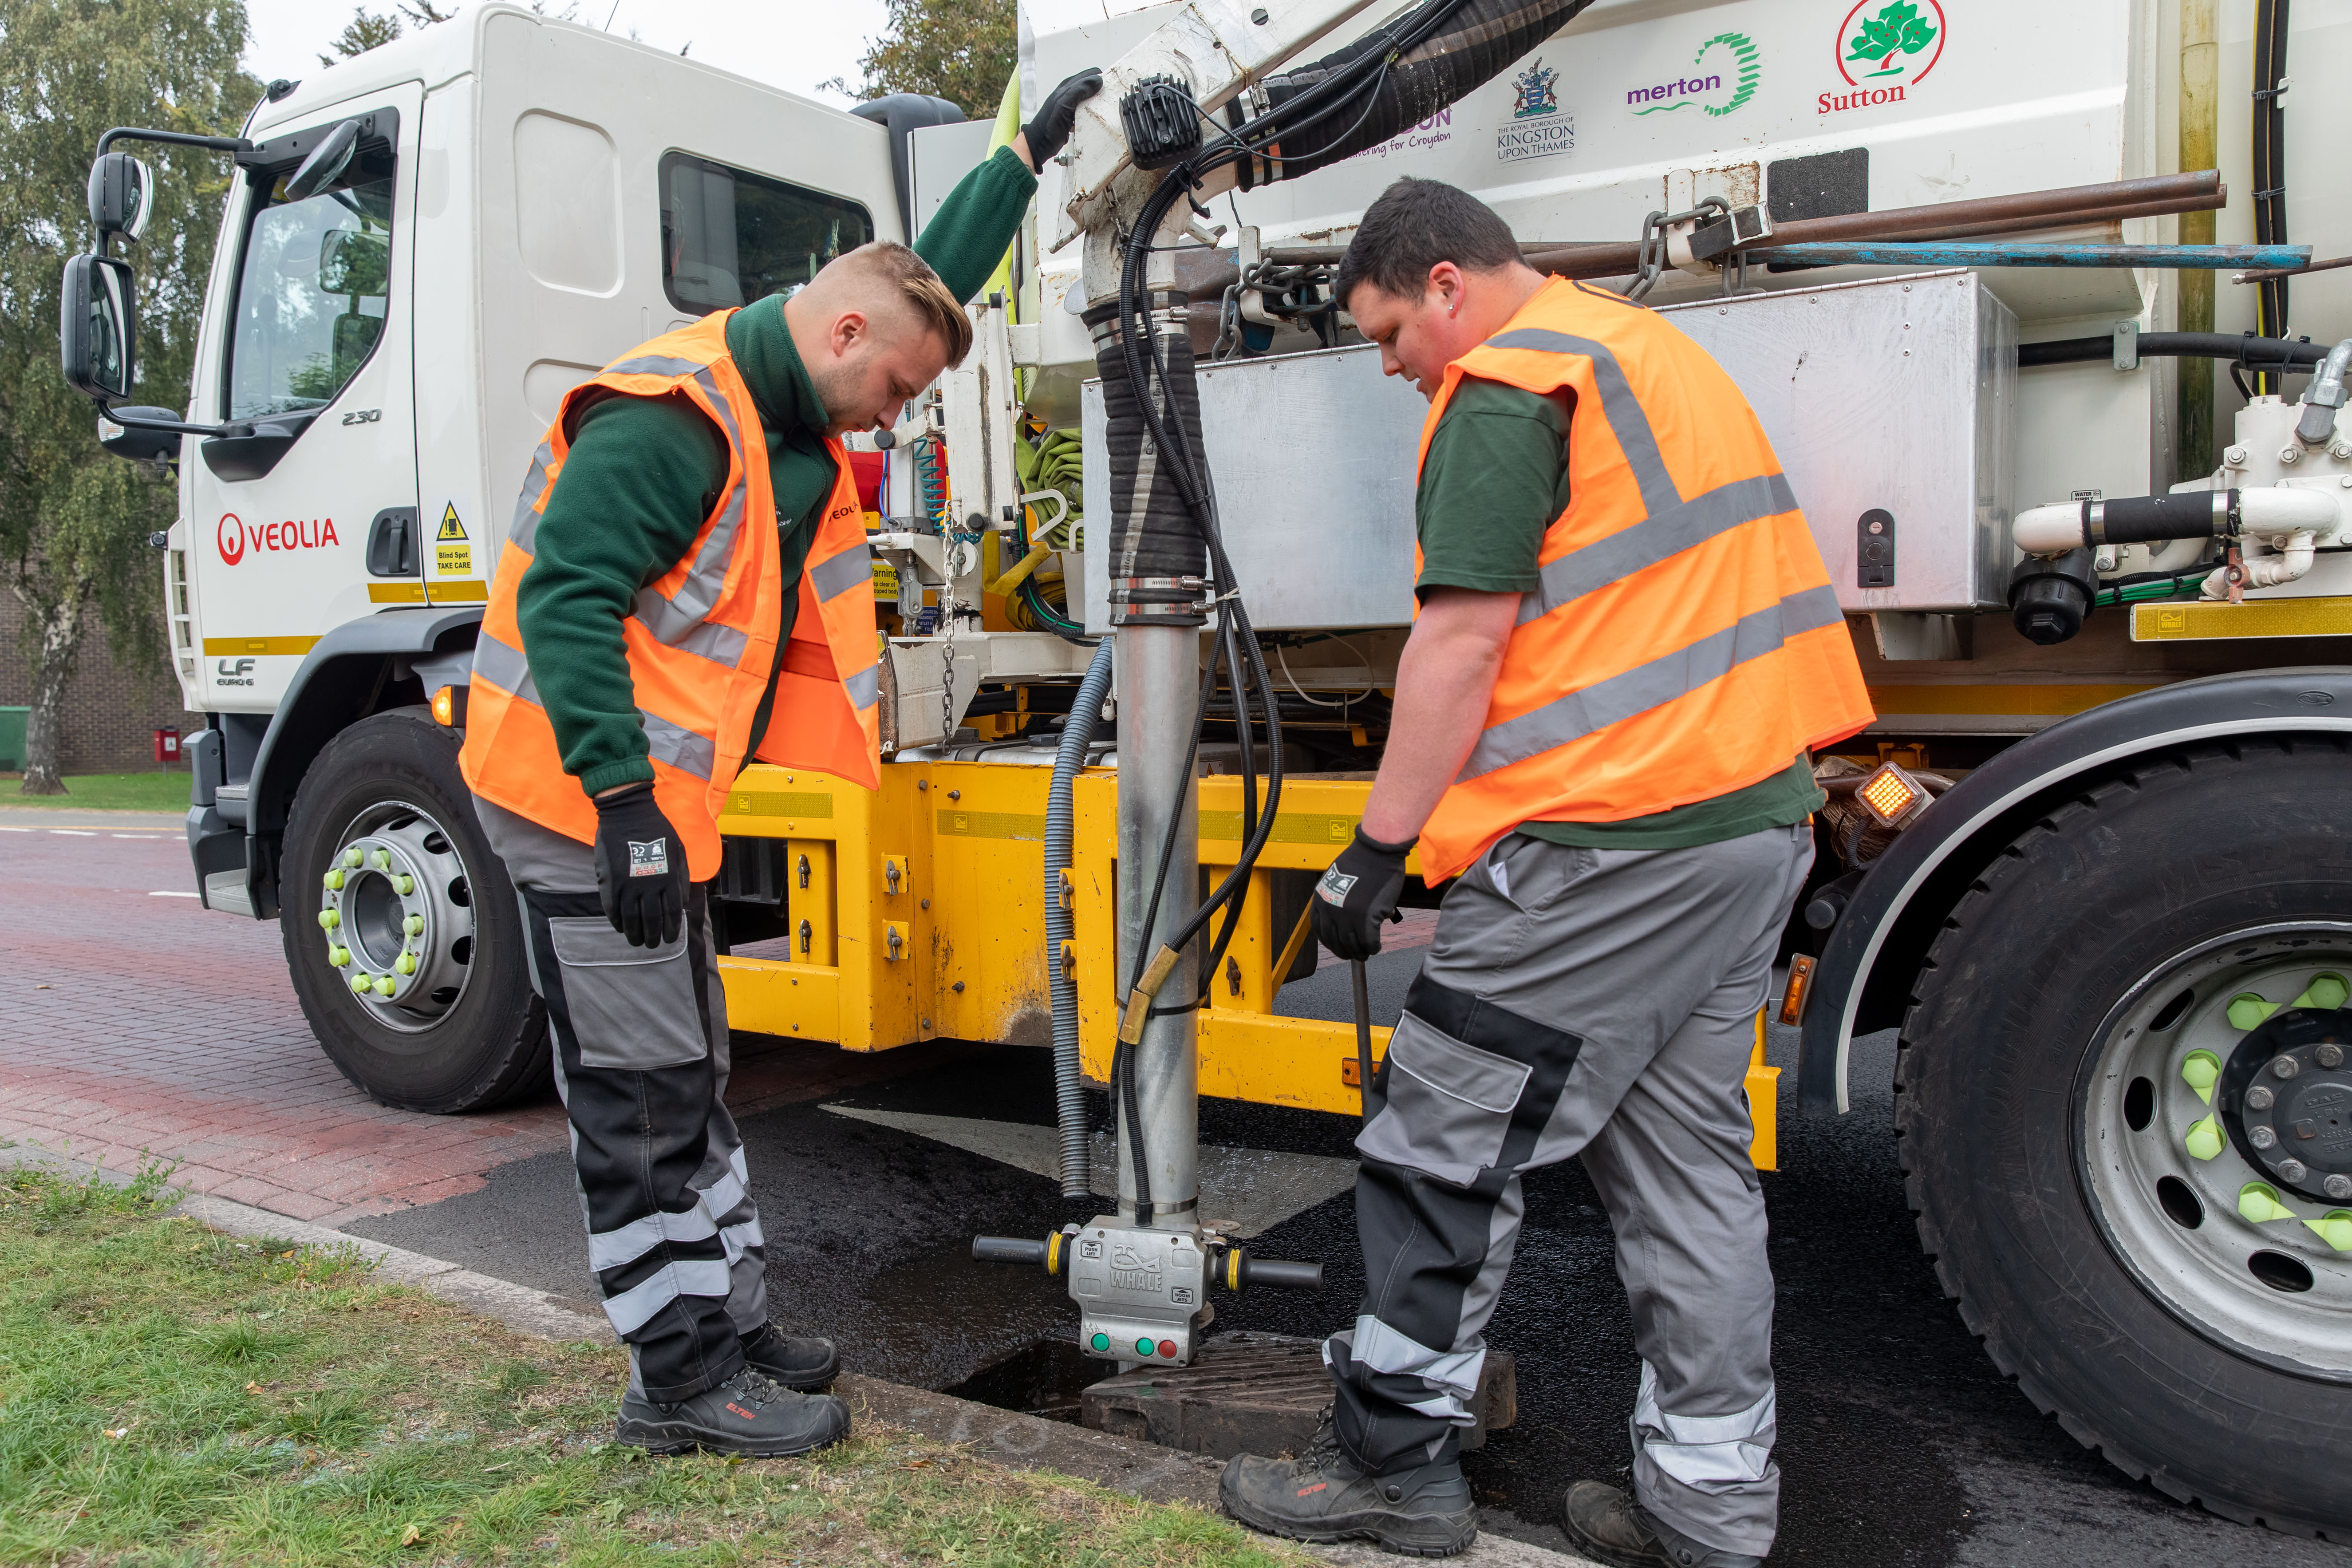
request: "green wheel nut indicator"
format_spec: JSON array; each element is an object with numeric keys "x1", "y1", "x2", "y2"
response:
[
  {"x1": 395, "y1": 875, "x2": 415, "y2": 895},
  {"x1": 2183, "y1": 1114, "x2": 2226, "y2": 1161},
  {"x1": 328, "y1": 945, "x2": 349, "y2": 968},
  {"x1": 405, "y1": 914, "x2": 425, "y2": 936},
  {"x1": 372, "y1": 849, "x2": 391, "y2": 870},
  {"x1": 2291, "y1": 972, "x2": 2351, "y2": 1012},
  {"x1": 349, "y1": 973, "x2": 372, "y2": 995},
  {"x1": 395, "y1": 952, "x2": 417, "y2": 976},
  {"x1": 317, "y1": 908, "x2": 340, "y2": 930},
  {"x1": 2238, "y1": 1182, "x2": 2296, "y2": 1224},
  {"x1": 2179, "y1": 1050, "x2": 2221, "y2": 1104},
  {"x1": 2304, "y1": 1210, "x2": 2352, "y2": 1252},
  {"x1": 343, "y1": 846, "x2": 364, "y2": 869},
  {"x1": 374, "y1": 976, "x2": 397, "y2": 997},
  {"x1": 2226, "y1": 993, "x2": 2277, "y2": 1031},
  {"x1": 322, "y1": 869, "x2": 344, "y2": 891}
]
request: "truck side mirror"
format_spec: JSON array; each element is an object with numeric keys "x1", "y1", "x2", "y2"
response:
[
  {"x1": 59, "y1": 253, "x2": 137, "y2": 402},
  {"x1": 87, "y1": 152, "x2": 156, "y2": 243},
  {"x1": 284, "y1": 119, "x2": 361, "y2": 201}
]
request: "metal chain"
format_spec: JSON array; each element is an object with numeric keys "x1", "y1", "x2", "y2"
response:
[{"x1": 939, "y1": 589, "x2": 958, "y2": 745}]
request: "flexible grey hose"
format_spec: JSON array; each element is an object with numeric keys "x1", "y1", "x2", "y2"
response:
[{"x1": 1047, "y1": 640, "x2": 1117, "y2": 1199}]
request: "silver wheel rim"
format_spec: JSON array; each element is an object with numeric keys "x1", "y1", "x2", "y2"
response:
[
  {"x1": 2078, "y1": 922, "x2": 2352, "y2": 1380},
  {"x1": 313, "y1": 798, "x2": 477, "y2": 1040}
]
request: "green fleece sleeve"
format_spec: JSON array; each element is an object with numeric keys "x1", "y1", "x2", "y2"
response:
[
  {"x1": 512, "y1": 391, "x2": 730, "y2": 797},
  {"x1": 913, "y1": 144, "x2": 1038, "y2": 303}
]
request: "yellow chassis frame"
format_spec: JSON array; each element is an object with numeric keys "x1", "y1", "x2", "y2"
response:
[{"x1": 714, "y1": 762, "x2": 1777, "y2": 1168}]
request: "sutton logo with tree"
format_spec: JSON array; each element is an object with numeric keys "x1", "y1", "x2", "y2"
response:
[{"x1": 1835, "y1": 0, "x2": 1945, "y2": 88}]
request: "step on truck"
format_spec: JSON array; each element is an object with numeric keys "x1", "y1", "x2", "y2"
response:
[{"x1": 56, "y1": 0, "x2": 2352, "y2": 1537}]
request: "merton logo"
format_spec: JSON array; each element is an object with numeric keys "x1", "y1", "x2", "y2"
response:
[
  {"x1": 1820, "y1": 0, "x2": 1946, "y2": 115},
  {"x1": 1628, "y1": 32, "x2": 1761, "y2": 118},
  {"x1": 1498, "y1": 57, "x2": 1575, "y2": 164}
]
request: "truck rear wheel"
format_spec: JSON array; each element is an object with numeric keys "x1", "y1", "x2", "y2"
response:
[
  {"x1": 1897, "y1": 738, "x2": 2352, "y2": 1537},
  {"x1": 280, "y1": 711, "x2": 549, "y2": 1112}
]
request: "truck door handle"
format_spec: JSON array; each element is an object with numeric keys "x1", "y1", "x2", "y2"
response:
[{"x1": 367, "y1": 508, "x2": 418, "y2": 577}]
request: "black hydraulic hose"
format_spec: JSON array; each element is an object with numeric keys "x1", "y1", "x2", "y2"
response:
[
  {"x1": 1046, "y1": 641, "x2": 1117, "y2": 1201},
  {"x1": 2252, "y1": 0, "x2": 2291, "y2": 388},
  {"x1": 2018, "y1": 332, "x2": 2329, "y2": 370},
  {"x1": 1238, "y1": 0, "x2": 1597, "y2": 185}
]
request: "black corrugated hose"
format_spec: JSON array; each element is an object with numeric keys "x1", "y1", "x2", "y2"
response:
[
  {"x1": 1046, "y1": 640, "x2": 1117, "y2": 1199},
  {"x1": 1099, "y1": 0, "x2": 1597, "y2": 1222}
]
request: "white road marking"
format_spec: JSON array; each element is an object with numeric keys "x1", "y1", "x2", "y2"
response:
[
  {"x1": 820, "y1": 1106, "x2": 1357, "y2": 1239},
  {"x1": 0, "y1": 826, "x2": 26, "y2": 832},
  {"x1": 149, "y1": 891, "x2": 202, "y2": 898},
  {"x1": 50, "y1": 829, "x2": 96, "y2": 836},
  {"x1": 113, "y1": 833, "x2": 160, "y2": 839}
]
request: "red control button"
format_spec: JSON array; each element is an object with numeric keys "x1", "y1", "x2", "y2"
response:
[{"x1": 1156, "y1": 1339, "x2": 1177, "y2": 1358}]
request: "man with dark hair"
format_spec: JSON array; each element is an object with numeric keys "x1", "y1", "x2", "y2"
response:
[{"x1": 1218, "y1": 177, "x2": 1871, "y2": 1564}]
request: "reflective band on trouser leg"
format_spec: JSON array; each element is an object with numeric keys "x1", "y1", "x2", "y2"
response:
[
  {"x1": 1323, "y1": 1316, "x2": 1486, "y2": 1422},
  {"x1": 1632, "y1": 1363, "x2": 1776, "y2": 1488},
  {"x1": 690, "y1": 942, "x2": 771, "y2": 1340}
]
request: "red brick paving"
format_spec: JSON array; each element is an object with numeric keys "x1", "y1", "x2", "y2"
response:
[{"x1": 0, "y1": 820, "x2": 975, "y2": 1225}]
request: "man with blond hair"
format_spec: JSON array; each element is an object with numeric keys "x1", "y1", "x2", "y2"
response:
[{"x1": 457, "y1": 71, "x2": 1102, "y2": 1459}]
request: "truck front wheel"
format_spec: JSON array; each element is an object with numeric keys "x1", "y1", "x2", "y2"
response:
[
  {"x1": 1898, "y1": 738, "x2": 2352, "y2": 1537},
  {"x1": 280, "y1": 710, "x2": 549, "y2": 1112}
]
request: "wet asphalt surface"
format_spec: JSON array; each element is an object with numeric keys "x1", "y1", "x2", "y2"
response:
[{"x1": 347, "y1": 948, "x2": 2352, "y2": 1568}]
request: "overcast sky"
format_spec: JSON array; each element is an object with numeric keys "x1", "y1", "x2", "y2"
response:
[{"x1": 239, "y1": 0, "x2": 893, "y2": 107}]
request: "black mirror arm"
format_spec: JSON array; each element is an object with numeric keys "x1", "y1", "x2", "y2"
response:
[
  {"x1": 100, "y1": 405, "x2": 251, "y2": 439},
  {"x1": 95, "y1": 127, "x2": 252, "y2": 158}
]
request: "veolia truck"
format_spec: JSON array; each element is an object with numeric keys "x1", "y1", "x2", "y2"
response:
[{"x1": 56, "y1": 0, "x2": 2352, "y2": 1536}]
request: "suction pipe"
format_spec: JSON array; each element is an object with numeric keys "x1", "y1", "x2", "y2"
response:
[{"x1": 1045, "y1": 641, "x2": 1117, "y2": 1200}]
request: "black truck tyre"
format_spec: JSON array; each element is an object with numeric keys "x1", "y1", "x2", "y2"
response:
[
  {"x1": 280, "y1": 710, "x2": 549, "y2": 1112},
  {"x1": 1896, "y1": 738, "x2": 2352, "y2": 1537}
]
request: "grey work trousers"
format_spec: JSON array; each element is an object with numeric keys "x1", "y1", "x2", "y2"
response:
[
  {"x1": 1327, "y1": 822, "x2": 1810, "y2": 1559},
  {"x1": 480, "y1": 797, "x2": 770, "y2": 1403}
]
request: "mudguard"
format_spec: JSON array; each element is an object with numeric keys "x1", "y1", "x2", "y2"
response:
[
  {"x1": 218, "y1": 606, "x2": 483, "y2": 918},
  {"x1": 1799, "y1": 665, "x2": 2352, "y2": 1115}
]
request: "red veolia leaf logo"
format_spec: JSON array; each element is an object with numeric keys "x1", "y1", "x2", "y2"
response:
[{"x1": 217, "y1": 513, "x2": 245, "y2": 565}]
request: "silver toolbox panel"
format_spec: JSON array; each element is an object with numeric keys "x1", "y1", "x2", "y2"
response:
[
  {"x1": 1657, "y1": 269, "x2": 2015, "y2": 613},
  {"x1": 1080, "y1": 269, "x2": 2014, "y2": 631}
]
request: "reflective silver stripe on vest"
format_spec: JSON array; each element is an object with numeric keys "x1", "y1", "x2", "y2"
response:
[
  {"x1": 605, "y1": 354, "x2": 706, "y2": 379},
  {"x1": 1477, "y1": 328, "x2": 1800, "y2": 627},
  {"x1": 631, "y1": 365, "x2": 750, "y2": 645},
  {"x1": 809, "y1": 542, "x2": 873, "y2": 603},
  {"x1": 843, "y1": 663, "x2": 880, "y2": 710},
  {"x1": 508, "y1": 440, "x2": 556, "y2": 556},
  {"x1": 1459, "y1": 584, "x2": 1843, "y2": 782},
  {"x1": 471, "y1": 629, "x2": 537, "y2": 703},
  {"x1": 631, "y1": 587, "x2": 751, "y2": 669},
  {"x1": 641, "y1": 707, "x2": 718, "y2": 781},
  {"x1": 475, "y1": 629, "x2": 718, "y2": 780}
]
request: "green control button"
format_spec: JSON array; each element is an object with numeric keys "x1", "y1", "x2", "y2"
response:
[
  {"x1": 1090, "y1": 1333, "x2": 1109, "y2": 1352},
  {"x1": 1135, "y1": 1338, "x2": 1153, "y2": 1357}
]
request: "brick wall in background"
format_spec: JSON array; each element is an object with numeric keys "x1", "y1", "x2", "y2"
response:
[{"x1": 0, "y1": 593, "x2": 198, "y2": 774}]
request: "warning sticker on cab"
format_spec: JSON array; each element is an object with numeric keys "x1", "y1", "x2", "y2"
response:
[{"x1": 435, "y1": 503, "x2": 471, "y2": 574}]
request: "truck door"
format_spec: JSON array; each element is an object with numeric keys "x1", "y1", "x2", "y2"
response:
[{"x1": 188, "y1": 84, "x2": 424, "y2": 714}]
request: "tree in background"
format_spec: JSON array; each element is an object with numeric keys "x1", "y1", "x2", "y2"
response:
[
  {"x1": 320, "y1": 1, "x2": 454, "y2": 67},
  {"x1": 0, "y1": 0, "x2": 257, "y2": 795},
  {"x1": 823, "y1": 0, "x2": 1014, "y2": 120}
]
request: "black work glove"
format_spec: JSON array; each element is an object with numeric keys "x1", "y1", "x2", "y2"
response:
[
  {"x1": 1020, "y1": 67, "x2": 1105, "y2": 167},
  {"x1": 1311, "y1": 826, "x2": 1415, "y2": 962},
  {"x1": 592, "y1": 782, "x2": 687, "y2": 949}
]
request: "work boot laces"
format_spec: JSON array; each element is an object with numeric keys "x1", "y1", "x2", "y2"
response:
[
  {"x1": 719, "y1": 1368, "x2": 785, "y2": 1411},
  {"x1": 1296, "y1": 1409, "x2": 1353, "y2": 1482}
]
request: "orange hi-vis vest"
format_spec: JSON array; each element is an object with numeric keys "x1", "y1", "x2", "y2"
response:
[
  {"x1": 1413, "y1": 277, "x2": 1873, "y2": 883},
  {"x1": 459, "y1": 311, "x2": 882, "y2": 882}
]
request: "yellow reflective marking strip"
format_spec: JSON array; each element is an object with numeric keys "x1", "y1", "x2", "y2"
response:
[
  {"x1": 200, "y1": 636, "x2": 321, "y2": 657},
  {"x1": 1198, "y1": 810, "x2": 1360, "y2": 845},
  {"x1": 368, "y1": 582, "x2": 426, "y2": 603},
  {"x1": 2134, "y1": 596, "x2": 2352, "y2": 641},
  {"x1": 426, "y1": 579, "x2": 490, "y2": 603},
  {"x1": 726, "y1": 791, "x2": 836, "y2": 819},
  {"x1": 935, "y1": 809, "x2": 1047, "y2": 841},
  {"x1": 1864, "y1": 683, "x2": 2163, "y2": 716}
]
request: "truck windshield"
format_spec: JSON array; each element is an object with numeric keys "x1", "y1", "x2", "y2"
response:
[
  {"x1": 225, "y1": 158, "x2": 396, "y2": 422},
  {"x1": 660, "y1": 152, "x2": 873, "y2": 315}
]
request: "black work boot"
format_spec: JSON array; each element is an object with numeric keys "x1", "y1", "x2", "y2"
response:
[
  {"x1": 616, "y1": 1367, "x2": 850, "y2": 1458},
  {"x1": 1562, "y1": 1481, "x2": 1764, "y2": 1568},
  {"x1": 741, "y1": 1322, "x2": 841, "y2": 1391},
  {"x1": 1220, "y1": 1416, "x2": 1477, "y2": 1558}
]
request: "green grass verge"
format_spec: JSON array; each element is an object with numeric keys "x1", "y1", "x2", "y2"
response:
[
  {"x1": 0, "y1": 1164, "x2": 1304, "y2": 1567},
  {"x1": 0, "y1": 771, "x2": 189, "y2": 812}
]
